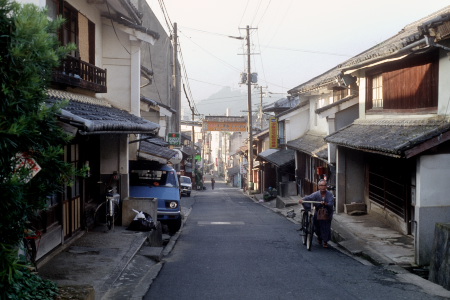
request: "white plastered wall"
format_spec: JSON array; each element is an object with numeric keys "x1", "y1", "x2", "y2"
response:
[{"x1": 415, "y1": 154, "x2": 450, "y2": 265}]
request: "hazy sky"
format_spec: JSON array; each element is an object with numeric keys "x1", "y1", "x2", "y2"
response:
[{"x1": 148, "y1": 0, "x2": 450, "y2": 115}]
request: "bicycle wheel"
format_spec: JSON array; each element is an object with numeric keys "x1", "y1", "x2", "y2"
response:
[
  {"x1": 306, "y1": 215, "x2": 314, "y2": 251},
  {"x1": 104, "y1": 202, "x2": 120, "y2": 230},
  {"x1": 22, "y1": 238, "x2": 37, "y2": 270},
  {"x1": 94, "y1": 202, "x2": 108, "y2": 226},
  {"x1": 301, "y1": 212, "x2": 308, "y2": 245}
]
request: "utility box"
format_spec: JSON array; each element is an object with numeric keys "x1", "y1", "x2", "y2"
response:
[{"x1": 122, "y1": 197, "x2": 157, "y2": 227}]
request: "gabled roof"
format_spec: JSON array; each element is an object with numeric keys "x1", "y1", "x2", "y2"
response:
[
  {"x1": 286, "y1": 132, "x2": 328, "y2": 161},
  {"x1": 339, "y1": 6, "x2": 450, "y2": 73},
  {"x1": 48, "y1": 89, "x2": 159, "y2": 135},
  {"x1": 324, "y1": 117, "x2": 450, "y2": 158},
  {"x1": 288, "y1": 66, "x2": 342, "y2": 95}
]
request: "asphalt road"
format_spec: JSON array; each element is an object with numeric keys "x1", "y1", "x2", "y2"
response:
[{"x1": 144, "y1": 181, "x2": 445, "y2": 300}]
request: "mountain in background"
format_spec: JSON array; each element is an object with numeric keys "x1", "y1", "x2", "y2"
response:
[{"x1": 183, "y1": 86, "x2": 279, "y2": 119}]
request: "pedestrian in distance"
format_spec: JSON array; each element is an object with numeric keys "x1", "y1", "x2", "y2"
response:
[
  {"x1": 211, "y1": 177, "x2": 215, "y2": 190},
  {"x1": 299, "y1": 179, "x2": 335, "y2": 248}
]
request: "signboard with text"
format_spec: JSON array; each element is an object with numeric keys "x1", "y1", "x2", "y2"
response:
[
  {"x1": 203, "y1": 116, "x2": 247, "y2": 132},
  {"x1": 269, "y1": 117, "x2": 278, "y2": 149},
  {"x1": 203, "y1": 121, "x2": 247, "y2": 132},
  {"x1": 167, "y1": 132, "x2": 181, "y2": 146}
]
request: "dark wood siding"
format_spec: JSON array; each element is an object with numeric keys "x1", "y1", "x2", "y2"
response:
[{"x1": 366, "y1": 51, "x2": 439, "y2": 112}]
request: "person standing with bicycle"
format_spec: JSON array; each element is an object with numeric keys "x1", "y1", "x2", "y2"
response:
[{"x1": 299, "y1": 179, "x2": 335, "y2": 248}]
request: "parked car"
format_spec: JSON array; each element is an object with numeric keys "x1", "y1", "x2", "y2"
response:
[
  {"x1": 129, "y1": 163, "x2": 181, "y2": 235},
  {"x1": 179, "y1": 175, "x2": 192, "y2": 197}
]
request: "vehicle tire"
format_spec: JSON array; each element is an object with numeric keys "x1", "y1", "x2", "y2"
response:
[
  {"x1": 306, "y1": 215, "x2": 314, "y2": 251},
  {"x1": 168, "y1": 218, "x2": 182, "y2": 235},
  {"x1": 301, "y1": 212, "x2": 308, "y2": 245},
  {"x1": 187, "y1": 192, "x2": 191, "y2": 197}
]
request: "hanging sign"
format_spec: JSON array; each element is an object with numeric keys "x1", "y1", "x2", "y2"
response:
[
  {"x1": 14, "y1": 152, "x2": 41, "y2": 183},
  {"x1": 167, "y1": 132, "x2": 181, "y2": 146},
  {"x1": 269, "y1": 117, "x2": 278, "y2": 149}
]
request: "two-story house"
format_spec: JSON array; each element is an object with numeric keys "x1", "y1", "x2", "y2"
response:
[
  {"x1": 19, "y1": 0, "x2": 166, "y2": 260},
  {"x1": 325, "y1": 6, "x2": 450, "y2": 265},
  {"x1": 285, "y1": 66, "x2": 359, "y2": 197}
]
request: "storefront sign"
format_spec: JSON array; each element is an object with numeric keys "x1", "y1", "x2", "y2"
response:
[
  {"x1": 203, "y1": 121, "x2": 247, "y2": 132},
  {"x1": 167, "y1": 132, "x2": 181, "y2": 146},
  {"x1": 269, "y1": 117, "x2": 278, "y2": 149}
]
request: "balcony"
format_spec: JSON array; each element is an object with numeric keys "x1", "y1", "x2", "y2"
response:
[{"x1": 53, "y1": 56, "x2": 107, "y2": 93}]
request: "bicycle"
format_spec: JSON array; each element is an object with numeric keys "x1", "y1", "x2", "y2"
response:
[
  {"x1": 94, "y1": 186, "x2": 120, "y2": 230},
  {"x1": 299, "y1": 200, "x2": 321, "y2": 251},
  {"x1": 21, "y1": 228, "x2": 42, "y2": 271}
]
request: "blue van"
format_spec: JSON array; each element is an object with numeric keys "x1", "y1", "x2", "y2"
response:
[{"x1": 129, "y1": 163, "x2": 182, "y2": 234}]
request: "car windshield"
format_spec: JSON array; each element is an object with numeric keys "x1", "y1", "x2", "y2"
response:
[
  {"x1": 180, "y1": 176, "x2": 191, "y2": 184},
  {"x1": 130, "y1": 169, "x2": 179, "y2": 187}
]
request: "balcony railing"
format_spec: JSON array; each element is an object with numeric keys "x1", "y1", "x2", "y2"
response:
[{"x1": 53, "y1": 55, "x2": 107, "y2": 93}]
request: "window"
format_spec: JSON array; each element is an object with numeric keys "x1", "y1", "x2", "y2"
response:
[
  {"x1": 318, "y1": 98, "x2": 325, "y2": 108},
  {"x1": 278, "y1": 121, "x2": 285, "y2": 145},
  {"x1": 366, "y1": 52, "x2": 438, "y2": 112},
  {"x1": 372, "y1": 74, "x2": 383, "y2": 108},
  {"x1": 62, "y1": 3, "x2": 79, "y2": 57}
]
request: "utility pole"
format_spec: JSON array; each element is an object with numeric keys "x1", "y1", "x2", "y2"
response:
[
  {"x1": 260, "y1": 86, "x2": 263, "y2": 129},
  {"x1": 173, "y1": 23, "x2": 180, "y2": 133},
  {"x1": 246, "y1": 25, "x2": 253, "y2": 193},
  {"x1": 191, "y1": 109, "x2": 195, "y2": 188}
]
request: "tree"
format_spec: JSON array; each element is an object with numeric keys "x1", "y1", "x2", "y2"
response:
[{"x1": 0, "y1": 0, "x2": 78, "y2": 297}]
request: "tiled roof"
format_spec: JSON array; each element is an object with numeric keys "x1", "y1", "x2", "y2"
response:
[
  {"x1": 138, "y1": 140, "x2": 177, "y2": 162},
  {"x1": 47, "y1": 89, "x2": 159, "y2": 135},
  {"x1": 324, "y1": 117, "x2": 450, "y2": 158},
  {"x1": 263, "y1": 97, "x2": 300, "y2": 113},
  {"x1": 288, "y1": 66, "x2": 342, "y2": 95},
  {"x1": 286, "y1": 132, "x2": 328, "y2": 161},
  {"x1": 339, "y1": 6, "x2": 450, "y2": 72},
  {"x1": 257, "y1": 148, "x2": 295, "y2": 168}
]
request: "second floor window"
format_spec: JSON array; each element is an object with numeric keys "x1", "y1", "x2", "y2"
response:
[
  {"x1": 366, "y1": 51, "x2": 438, "y2": 113},
  {"x1": 278, "y1": 121, "x2": 285, "y2": 145},
  {"x1": 372, "y1": 74, "x2": 383, "y2": 108}
]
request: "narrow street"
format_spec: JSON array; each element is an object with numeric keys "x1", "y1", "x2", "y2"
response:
[{"x1": 144, "y1": 179, "x2": 441, "y2": 300}]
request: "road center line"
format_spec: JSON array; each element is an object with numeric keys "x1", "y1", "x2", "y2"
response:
[{"x1": 198, "y1": 221, "x2": 245, "y2": 225}]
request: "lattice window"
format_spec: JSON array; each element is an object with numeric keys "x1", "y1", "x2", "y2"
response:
[{"x1": 372, "y1": 74, "x2": 383, "y2": 108}]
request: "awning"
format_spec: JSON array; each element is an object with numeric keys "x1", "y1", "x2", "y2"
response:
[
  {"x1": 227, "y1": 166, "x2": 240, "y2": 176},
  {"x1": 180, "y1": 145, "x2": 195, "y2": 156},
  {"x1": 257, "y1": 148, "x2": 295, "y2": 168},
  {"x1": 286, "y1": 132, "x2": 328, "y2": 161},
  {"x1": 324, "y1": 117, "x2": 450, "y2": 158},
  {"x1": 138, "y1": 139, "x2": 177, "y2": 164},
  {"x1": 48, "y1": 89, "x2": 159, "y2": 135}
]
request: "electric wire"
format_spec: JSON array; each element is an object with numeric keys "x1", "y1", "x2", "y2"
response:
[
  {"x1": 105, "y1": 1, "x2": 134, "y2": 55},
  {"x1": 250, "y1": 0, "x2": 264, "y2": 26},
  {"x1": 177, "y1": 28, "x2": 242, "y2": 72},
  {"x1": 157, "y1": 0, "x2": 173, "y2": 35},
  {"x1": 146, "y1": 40, "x2": 164, "y2": 103},
  {"x1": 238, "y1": 0, "x2": 251, "y2": 28},
  {"x1": 255, "y1": 0, "x2": 272, "y2": 27}
]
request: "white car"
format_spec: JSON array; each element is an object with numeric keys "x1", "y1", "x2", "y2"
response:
[{"x1": 179, "y1": 175, "x2": 192, "y2": 197}]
